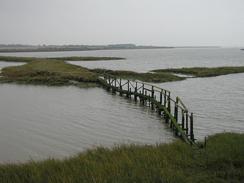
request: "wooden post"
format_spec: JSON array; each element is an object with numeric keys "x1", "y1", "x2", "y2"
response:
[
  {"x1": 164, "y1": 90, "x2": 167, "y2": 107},
  {"x1": 126, "y1": 80, "x2": 129, "y2": 98},
  {"x1": 134, "y1": 82, "x2": 138, "y2": 101},
  {"x1": 151, "y1": 86, "x2": 154, "y2": 98},
  {"x1": 166, "y1": 94, "x2": 171, "y2": 124},
  {"x1": 142, "y1": 84, "x2": 145, "y2": 105},
  {"x1": 158, "y1": 92, "x2": 162, "y2": 115},
  {"x1": 181, "y1": 109, "x2": 185, "y2": 130},
  {"x1": 173, "y1": 97, "x2": 179, "y2": 135},
  {"x1": 186, "y1": 112, "x2": 189, "y2": 135},
  {"x1": 119, "y1": 78, "x2": 122, "y2": 96},
  {"x1": 174, "y1": 97, "x2": 179, "y2": 123},
  {"x1": 145, "y1": 90, "x2": 148, "y2": 104},
  {"x1": 108, "y1": 76, "x2": 111, "y2": 85},
  {"x1": 151, "y1": 86, "x2": 154, "y2": 110},
  {"x1": 190, "y1": 113, "x2": 194, "y2": 141},
  {"x1": 129, "y1": 88, "x2": 132, "y2": 98},
  {"x1": 160, "y1": 91, "x2": 163, "y2": 105},
  {"x1": 112, "y1": 77, "x2": 116, "y2": 93}
]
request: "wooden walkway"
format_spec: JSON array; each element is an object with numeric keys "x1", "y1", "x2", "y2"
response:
[{"x1": 99, "y1": 75, "x2": 196, "y2": 145}]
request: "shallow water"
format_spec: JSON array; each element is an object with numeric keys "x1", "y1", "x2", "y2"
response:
[
  {"x1": 157, "y1": 73, "x2": 244, "y2": 139},
  {"x1": 1, "y1": 48, "x2": 244, "y2": 72},
  {"x1": 0, "y1": 61, "x2": 25, "y2": 71},
  {"x1": 0, "y1": 84, "x2": 173, "y2": 163},
  {"x1": 0, "y1": 48, "x2": 244, "y2": 162}
]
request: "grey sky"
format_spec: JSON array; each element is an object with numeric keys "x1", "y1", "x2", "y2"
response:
[{"x1": 0, "y1": 0, "x2": 244, "y2": 46}]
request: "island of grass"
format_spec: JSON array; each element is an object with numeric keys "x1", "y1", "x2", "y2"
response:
[
  {"x1": 0, "y1": 56, "x2": 122, "y2": 85},
  {"x1": 1, "y1": 56, "x2": 244, "y2": 85},
  {"x1": 0, "y1": 133, "x2": 243, "y2": 183},
  {"x1": 92, "y1": 68, "x2": 184, "y2": 83},
  {"x1": 0, "y1": 56, "x2": 124, "y2": 62},
  {"x1": 0, "y1": 56, "x2": 184, "y2": 84},
  {"x1": 152, "y1": 66, "x2": 244, "y2": 78}
]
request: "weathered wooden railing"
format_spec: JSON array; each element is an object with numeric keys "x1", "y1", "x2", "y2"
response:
[{"x1": 99, "y1": 75, "x2": 195, "y2": 145}]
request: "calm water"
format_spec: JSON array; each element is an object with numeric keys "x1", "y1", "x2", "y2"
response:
[
  {"x1": 0, "y1": 84, "x2": 173, "y2": 163},
  {"x1": 0, "y1": 61, "x2": 24, "y2": 72},
  {"x1": 158, "y1": 73, "x2": 244, "y2": 139},
  {"x1": 1, "y1": 48, "x2": 244, "y2": 72},
  {"x1": 0, "y1": 48, "x2": 244, "y2": 162}
]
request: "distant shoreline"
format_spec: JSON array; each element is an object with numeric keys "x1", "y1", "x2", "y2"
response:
[
  {"x1": 0, "y1": 44, "x2": 173, "y2": 53},
  {"x1": 0, "y1": 44, "x2": 221, "y2": 53}
]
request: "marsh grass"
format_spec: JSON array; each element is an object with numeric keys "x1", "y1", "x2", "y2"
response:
[
  {"x1": 152, "y1": 66, "x2": 244, "y2": 77},
  {"x1": 0, "y1": 56, "x2": 124, "y2": 62},
  {"x1": 50, "y1": 56, "x2": 124, "y2": 61},
  {"x1": 2, "y1": 56, "x2": 244, "y2": 85},
  {"x1": 0, "y1": 133, "x2": 243, "y2": 183},
  {"x1": 93, "y1": 69, "x2": 184, "y2": 83},
  {"x1": 0, "y1": 60, "x2": 98, "y2": 85}
]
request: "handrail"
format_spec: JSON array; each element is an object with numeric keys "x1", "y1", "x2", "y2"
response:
[{"x1": 99, "y1": 74, "x2": 196, "y2": 145}]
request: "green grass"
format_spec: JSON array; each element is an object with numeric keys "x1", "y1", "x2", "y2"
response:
[
  {"x1": 0, "y1": 60, "x2": 98, "y2": 85},
  {"x1": 0, "y1": 133, "x2": 243, "y2": 183},
  {"x1": 0, "y1": 56, "x2": 124, "y2": 62},
  {"x1": 0, "y1": 56, "x2": 39, "y2": 62},
  {"x1": 152, "y1": 66, "x2": 244, "y2": 77},
  {"x1": 2, "y1": 56, "x2": 244, "y2": 85},
  {"x1": 93, "y1": 69, "x2": 184, "y2": 83},
  {"x1": 49, "y1": 56, "x2": 124, "y2": 61}
]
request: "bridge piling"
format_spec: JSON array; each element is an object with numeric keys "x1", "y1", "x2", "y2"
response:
[{"x1": 99, "y1": 74, "x2": 196, "y2": 145}]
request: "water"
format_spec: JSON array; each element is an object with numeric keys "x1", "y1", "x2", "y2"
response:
[
  {"x1": 0, "y1": 84, "x2": 173, "y2": 163},
  {"x1": 1, "y1": 48, "x2": 244, "y2": 72},
  {"x1": 0, "y1": 48, "x2": 244, "y2": 162},
  {"x1": 0, "y1": 62, "x2": 24, "y2": 73},
  {"x1": 158, "y1": 73, "x2": 244, "y2": 139}
]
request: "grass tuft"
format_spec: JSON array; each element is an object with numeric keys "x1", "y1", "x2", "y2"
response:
[
  {"x1": 152, "y1": 66, "x2": 244, "y2": 77},
  {"x1": 0, "y1": 133, "x2": 243, "y2": 182}
]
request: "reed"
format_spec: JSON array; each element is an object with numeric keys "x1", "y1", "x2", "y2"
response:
[
  {"x1": 0, "y1": 133, "x2": 243, "y2": 183},
  {"x1": 152, "y1": 66, "x2": 244, "y2": 77}
]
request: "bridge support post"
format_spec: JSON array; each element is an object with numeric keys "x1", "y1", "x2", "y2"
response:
[
  {"x1": 151, "y1": 86, "x2": 154, "y2": 110},
  {"x1": 164, "y1": 91, "x2": 167, "y2": 107},
  {"x1": 134, "y1": 82, "x2": 138, "y2": 102},
  {"x1": 174, "y1": 97, "x2": 179, "y2": 135},
  {"x1": 160, "y1": 91, "x2": 163, "y2": 105},
  {"x1": 142, "y1": 84, "x2": 145, "y2": 105},
  {"x1": 119, "y1": 78, "x2": 122, "y2": 96},
  {"x1": 126, "y1": 80, "x2": 129, "y2": 98},
  {"x1": 181, "y1": 109, "x2": 185, "y2": 130},
  {"x1": 112, "y1": 77, "x2": 116, "y2": 93},
  {"x1": 166, "y1": 94, "x2": 171, "y2": 124},
  {"x1": 190, "y1": 113, "x2": 194, "y2": 142},
  {"x1": 186, "y1": 112, "x2": 189, "y2": 135}
]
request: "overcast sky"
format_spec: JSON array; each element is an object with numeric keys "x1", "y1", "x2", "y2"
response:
[{"x1": 0, "y1": 0, "x2": 244, "y2": 46}]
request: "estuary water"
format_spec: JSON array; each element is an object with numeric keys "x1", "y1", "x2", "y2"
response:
[
  {"x1": 0, "y1": 84, "x2": 173, "y2": 163},
  {"x1": 0, "y1": 48, "x2": 244, "y2": 162},
  {"x1": 1, "y1": 48, "x2": 244, "y2": 72}
]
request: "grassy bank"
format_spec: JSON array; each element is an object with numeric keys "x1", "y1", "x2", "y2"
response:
[
  {"x1": 0, "y1": 133, "x2": 243, "y2": 183},
  {"x1": 0, "y1": 60, "x2": 98, "y2": 85},
  {"x1": 152, "y1": 66, "x2": 244, "y2": 77},
  {"x1": 2, "y1": 56, "x2": 244, "y2": 85},
  {"x1": 0, "y1": 56, "x2": 124, "y2": 62},
  {"x1": 50, "y1": 56, "x2": 124, "y2": 61},
  {"x1": 93, "y1": 69, "x2": 184, "y2": 83}
]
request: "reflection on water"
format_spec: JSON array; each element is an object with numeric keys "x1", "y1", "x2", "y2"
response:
[{"x1": 0, "y1": 84, "x2": 173, "y2": 163}]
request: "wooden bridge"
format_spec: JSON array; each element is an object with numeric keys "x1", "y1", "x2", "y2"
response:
[{"x1": 99, "y1": 75, "x2": 196, "y2": 145}]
